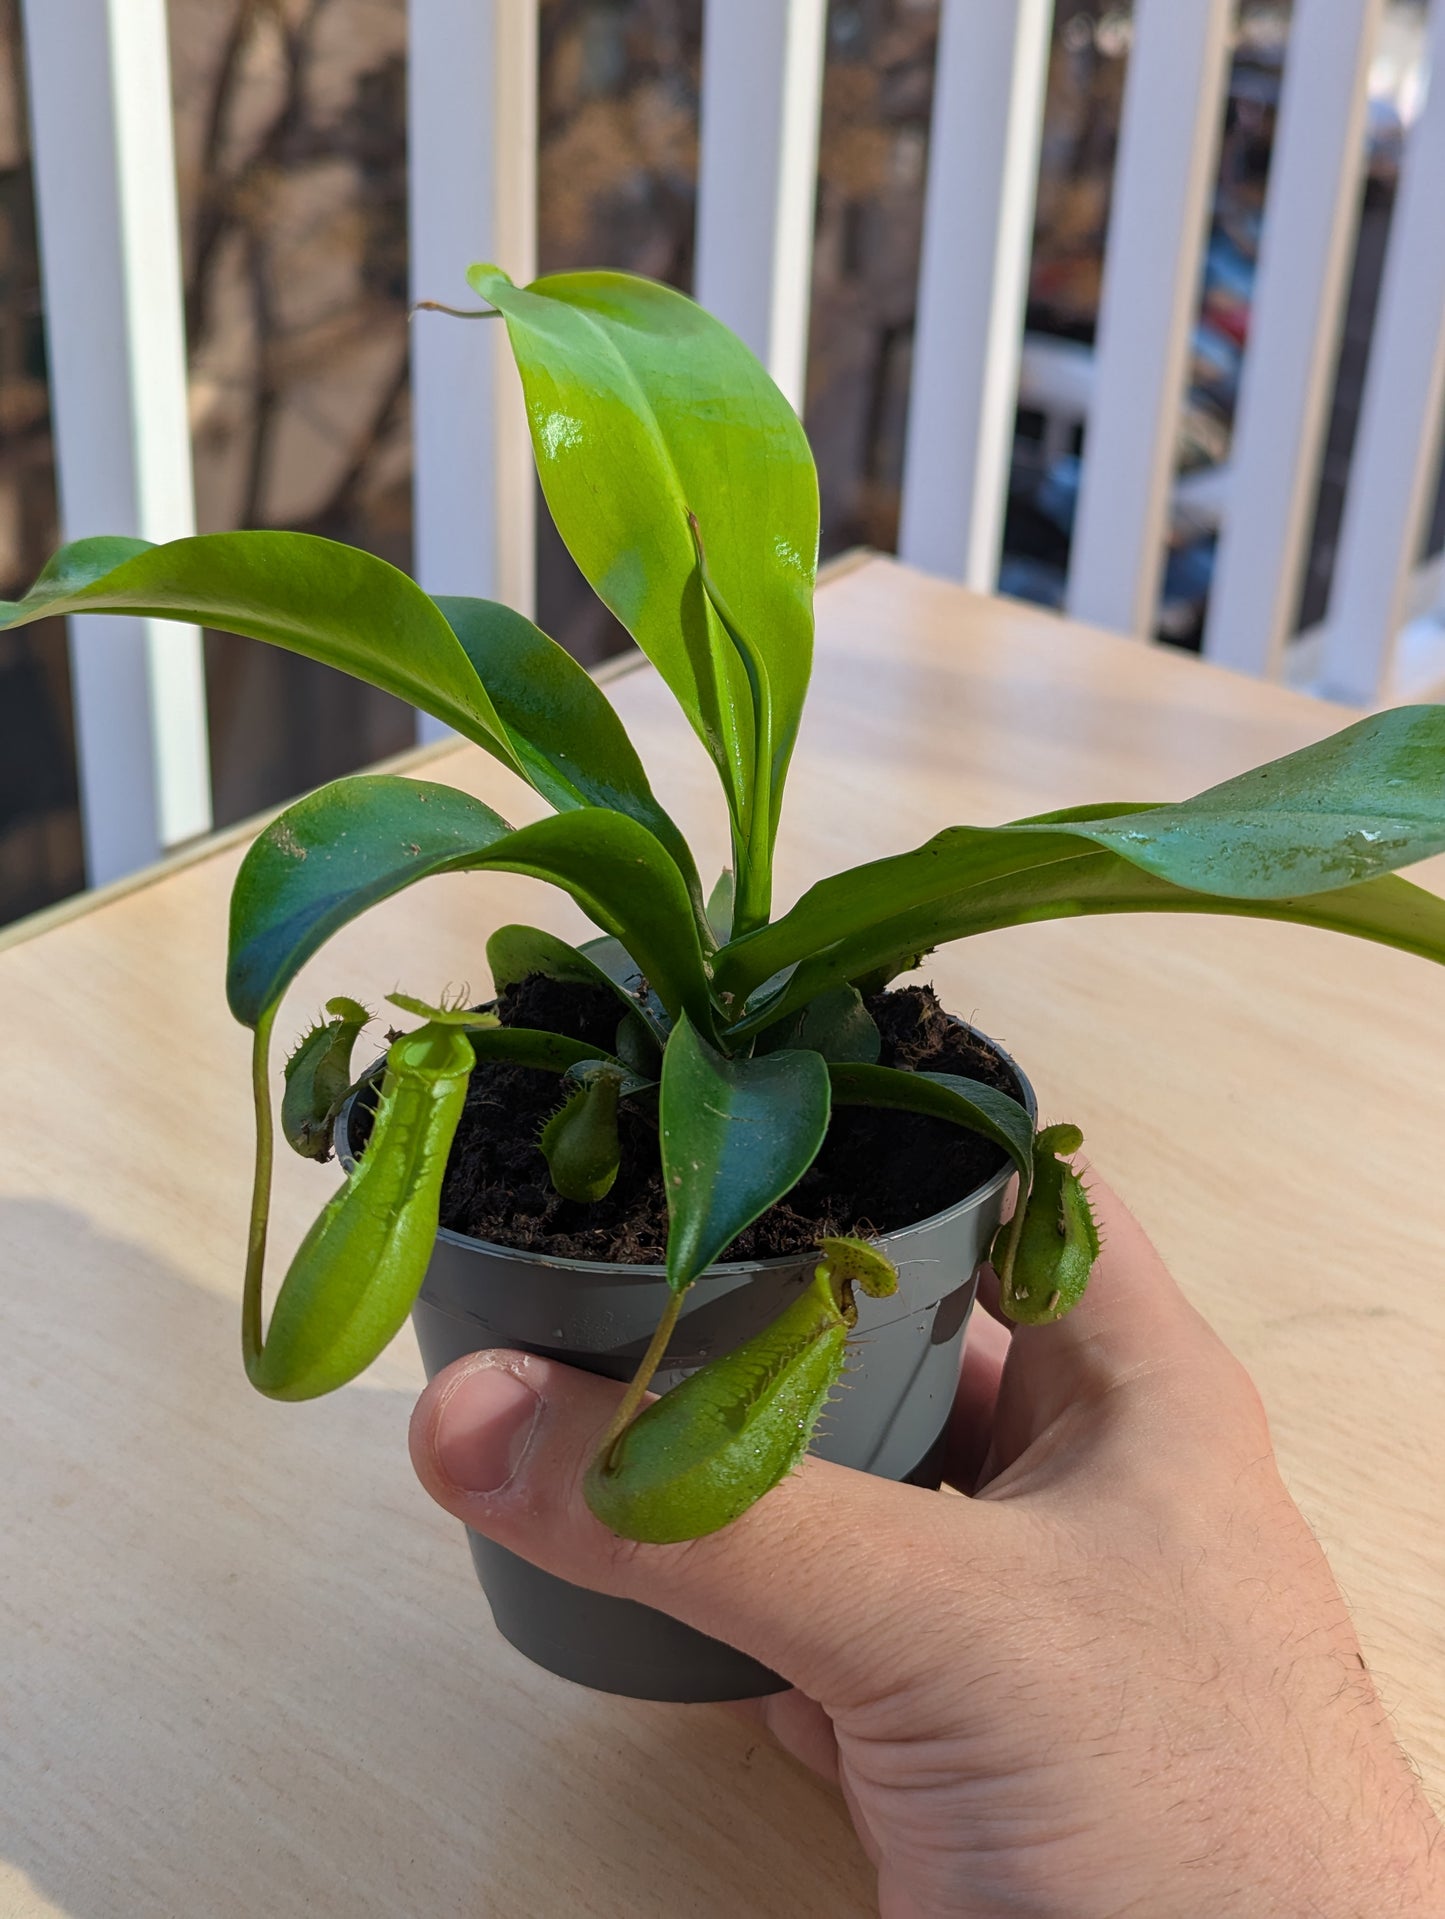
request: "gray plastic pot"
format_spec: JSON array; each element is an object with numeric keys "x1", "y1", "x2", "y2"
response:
[{"x1": 339, "y1": 1030, "x2": 1032, "y2": 1703}]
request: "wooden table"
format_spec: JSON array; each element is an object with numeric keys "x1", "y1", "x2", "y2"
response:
[{"x1": 2, "y1": 555, "x2": 1442, "y2": 1917}]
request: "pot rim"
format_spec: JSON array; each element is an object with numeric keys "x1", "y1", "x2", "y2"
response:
[{"x1": 335, "y1": 1018, "x2": 1035, "y2": 1281}]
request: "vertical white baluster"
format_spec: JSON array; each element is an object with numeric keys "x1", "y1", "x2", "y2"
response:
[
  {"x1": 695, "y1": 0, "x2": 828, "y2": 412},
  {"x1": 409, "y1": 0, "x2": 538, "y2": 743},
  {"x1": 1204, "y1": 0, "x2": 1383, "y2": 679},
  {"x1": 21, "y1": 0, "x2": 211, "y2": 885},
  {"x1": 898, "y1": 0, "x2": 1053, "y2": 591},
  {"x1": 1318, "y1": 0, "x2": 1445, "y2": 706},
  {"x1": 1067, "y1": 0, "x2": 1233, "y2": 638}
]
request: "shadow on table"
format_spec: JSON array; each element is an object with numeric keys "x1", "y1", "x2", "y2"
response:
[{"x1": 0, "y1": 1201, "x2": 869, "y2": 1919}]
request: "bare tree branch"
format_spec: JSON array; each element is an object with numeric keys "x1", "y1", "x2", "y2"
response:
[
  {"x1": 240, "y1": 228, "x2": 281, "y2": 529},
  {"x1": 185, "y1": 0, "x2": 335, "y2": 346},
  {"x1": 290, "y1": 341, "x2": 409, "y2": 536}
]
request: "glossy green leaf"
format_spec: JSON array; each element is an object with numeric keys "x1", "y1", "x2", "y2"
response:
[
  {"x1": 0, "y1": 535, "x2": 699, "y2": 872},
  {"x1": 717, "y1": 712, "x2": 1445, "y2": 1012},
  {"x1": 228, "y1": 778, "x2": 511, "y2": 1026},
  {"x1": 741, "y1": 850, "x2": 1445, "y2": 1034},
  {"x1": 0, "y1": 533, "x2": 526, "y2": 770},
  {"x1": 659, "y1": 1016, "x2": 831, "y2": 1291},
  {"x1": 614, "y1": 1011, "x2": 664, "y2": 1077},
  {"x1": 829, "y1": 1064, "x2": 1034, "y2": 1179},
  {"x1": 487, "y1": 923, "x2": 621, "y2": 996},
  {"x1": 485, "y1": 922, "x2": 668, "y2": 1041},
  {"x1": 562, "y1": 1057, "x2": 657, "y2": 1099},
  {"x1": 436, "y1": 593, "x2": 701, "y2": 905},
  {"x1": 1057, "y1": 708, "x2": 1445, "y2": 894},
  {"x1": 706, "y1": 869, "x2": 735, "y2": 943},
  {"x1": 760, "y1": 986, "x2": 881, "y2": 1063},
  {"x1": 227, "y1": 776, "x2": 712, "y2": 1031},
  {"x1": 715, "y1": 830, "x2": 1114, "y2": 1009},
  {"x1": 722, "y1": 828, "x2": 1445, "y2": 1036},
  {"x1": 470, "y1": 265, "x2": 818, "y2": 842},
  {"x1": 577, "y1": 932, "x2": 673, "y2": 1039}
]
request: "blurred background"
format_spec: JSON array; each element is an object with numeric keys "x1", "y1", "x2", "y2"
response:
[{"x1": 1, "y1": 0, "x2": 1441, "y2": 927}]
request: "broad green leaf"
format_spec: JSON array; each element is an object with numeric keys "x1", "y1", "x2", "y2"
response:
[
  {"x1": 706, "y1": 869, "x2": 736, "y2": 942},
  {"x1": 436, "y1": 593, "x2": 701, "y2": 906},
  {"x1": 829, "y1": 1064, "x2": 1034, "y2": 1179},
  {"x1": 615, "y1": 1011, "x2": 663, "y2": 1077},
  {"x1": 726, "y1": 840, "x2": 1445, "y2": 1036},
  {"x1": 0, "y1": 533, "x2": 524, "y2": 770},
  {"x1": 1047, "y1": 708, "x2": 1445, "y2": 895},
  {"x1": 717, "y1": 829, "x2": 1097, "y2": 1013},
  {"x1": 0, "y1": 537, "x2": 696, "y2": 877},
  {"x1": 470, "y1": 265, "x2": 818, "y2": 845},
  {"x1": 227, "y1": 776, "x2": 712, "y2": 1031},
  {"x1": 717, "y1": 829, "x2": 1106, "y2": 1006},
  {"x1": 445, "y1": 1025, "x2": 625, "y2": 1074},
  {"x1": 578, "y1": 932, "x2": 672, "y2": 1039},
  {"x1": 487, "y1": 923, "x2": 620, "y2": 993},
  {"x1": 717, "y1": 707, "x2": 1445, "y2": 1020},
  {"x1": 561, "y1": 1058, "x2": 657, "y2": 1099},
  {"x1": 485, "y1": 922, "x2": 667, "y2": 1041},
  {"x1": 659, "y1": 1016, "x2": 831, "y2": 1290},
  {"x1": 229, "y1": 778, "x2": 510, "y2": 1025},
  {"x1": 760, "y1": 986, "x2": 881, "y2": 1063}
]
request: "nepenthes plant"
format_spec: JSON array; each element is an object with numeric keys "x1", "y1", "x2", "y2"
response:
[{"x1": 4, "y1": 265, "x2": 1445, "y2": 1542}]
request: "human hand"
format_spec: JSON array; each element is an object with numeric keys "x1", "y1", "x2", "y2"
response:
[{"x1": 409, "y1": 1174, "x2": 1445, "y2": 1917}]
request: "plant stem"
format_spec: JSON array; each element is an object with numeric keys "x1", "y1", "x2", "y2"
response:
[
  {"x1": 410, "y1": 300, "x2": 500, "y2": 320},
  {"x1": 596, "y1": 1287, "x2": 687, "y2": 1468},
  {"x1": 241, "y1": 1005, "x2": 278, "y2": 1377},
  {"x1": 730, "y1": 813, "x2": 772, "y2": 941},
  {"x1": 690, "y1": 511, "x2": 773, "y2": 937},
  {"x1": 731, "y1": 809, "x2": 773, "y2": 938}
]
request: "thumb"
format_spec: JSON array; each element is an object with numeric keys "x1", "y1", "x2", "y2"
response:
[{"x1": 408, "y1": 1348, "x2": 972, "y2": 1703}]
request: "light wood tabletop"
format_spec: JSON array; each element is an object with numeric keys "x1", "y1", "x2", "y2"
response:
[{"x1": 2, "y1": 555, "x2": 1442, "y2": 1917}]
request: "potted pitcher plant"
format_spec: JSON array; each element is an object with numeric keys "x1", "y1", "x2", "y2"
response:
[{"x1": 4, "y1": 266, "x2": 1443, "y2": 1700}]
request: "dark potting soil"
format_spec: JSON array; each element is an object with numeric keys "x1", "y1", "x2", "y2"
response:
[{"x1": 427, "y1": 977, "x2": 1022, "y2": 1264}]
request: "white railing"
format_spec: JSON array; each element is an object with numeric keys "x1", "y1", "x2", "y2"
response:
[
  {"x1": 898, "y1": 0, "x2": 1053, "y2": 591},
  {"x1": 1316, "y1": 0, "x2": 1445, "y2": 703},
  {"x1": 1202, "y1": 0, "x2": 1385, "y2": 680},
  {"x1": 18, "y1": 0, "x2": 1445, "y2": 893},
  {"x1": 409, "y1": 0, "x2": 538, "y2": 749},
  {"x1": 694, "y1": 0, "x2": 827, "y2": 415},
  {"x1": 1062, "y1": 0, "x2": 1235, "y2": 639},
  {"x1": 21, "y1": 0, "x2": 210, "y2": 882}
]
